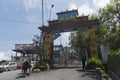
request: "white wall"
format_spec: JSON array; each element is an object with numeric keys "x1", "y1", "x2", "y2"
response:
[{"x1": 100, "y1": 45, "x2": 110, "y2": 63}]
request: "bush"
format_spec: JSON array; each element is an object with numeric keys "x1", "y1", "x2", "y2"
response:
[
  {"x1": 33, "y1": 61, "x2": 47, "y2": 71},
  {"x1": 86, "y1": 58, "x2": 104, "y2": 69},
  {"x1": 108, "y1": 49, "x2": 120, "y2": 56},
  {"x1": 0, "y1": 68, "x2": 4, "y2": 73}
]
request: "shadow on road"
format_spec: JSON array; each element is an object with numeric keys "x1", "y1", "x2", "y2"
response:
[{"x1": 76, "y1": 69, "x2": 101, "y2": 80}]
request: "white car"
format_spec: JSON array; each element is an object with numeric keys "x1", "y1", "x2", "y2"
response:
[{"x1": 0, "y1": 62, "x2": 17, "y2": 71}]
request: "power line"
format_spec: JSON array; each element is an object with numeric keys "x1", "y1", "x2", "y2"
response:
[{"x1": 0, "y1": 17, "x2": 40, "y2": 25}]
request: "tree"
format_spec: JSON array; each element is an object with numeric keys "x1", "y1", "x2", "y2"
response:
[
  {"x1": 69, "y1": 0, "x2": 120, "y2": 56},
  {"x1": 69, "y1": 30, "x2": 87, "y2": 49},
  {"x1": 98, "y1": 0, "x2": 120, "y2": 50},
  {"x1": 69, "y1": 28, "x2": 100, "y2": 59},
  {"x1": 99, "y1": 0, "x2": 120, "y2": 28}
]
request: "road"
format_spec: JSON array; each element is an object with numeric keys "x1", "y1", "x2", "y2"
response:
[
  {"x1": 0, "y1": 70, "x2": 21, "y2": 80},
  {"x1": 0, "y1": 68, "x2": 101, "y2": 80}
]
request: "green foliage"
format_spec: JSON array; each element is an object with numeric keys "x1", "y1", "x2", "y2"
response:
[
  {"x1": 0, "y1": 68, "x2": 4, "y2": 73},
  {"x1": 106, "y1": 27, "x2": 120, "y2": 50},
  {"x1": 69, "y1": 31, "x2": 87, "y2": 48},
  {"x1": 87, "y1": 58, "x2": 104, "y2": 69},
  {"x1": 33, "y1": 61, "x2": 47, "y2": 71},
  {"x1": 108, "y1": 49, "x2": 120, "y2": 56},
  {"x1": 69, "y1": 0, "x2": 120, "y2": 55},
  {"x1": 69, "y1": 28, "x2": 96, "y2": 50},
  {"x1": 98, "y1": 0, "x2": 120, "y2": 27},
  {"x1": 97, "y1": 0, "x2": 120, "y2": 51}
]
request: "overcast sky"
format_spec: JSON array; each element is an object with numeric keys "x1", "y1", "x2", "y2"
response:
[{"x1": 0, "y1": 0, "x2": 110, "y2": 61}]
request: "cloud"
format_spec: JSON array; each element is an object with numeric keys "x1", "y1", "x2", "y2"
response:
[
  {"x1": 92, "y1": 0, "x2": 110, "y2": 9},
  {"x1": 0, "y1": 52, "x2": 5, "y2": 61},
  {"x1": 61, "y1": 32, "x2": 71, "y2": 46},
  {"x1": 68, "y1": 0, "x2": 110, "y2": 15},
  {"x1": 78, "y1": 3, "x2": 94, "y2": 15},
  {"x1": 0, "y1": 52, "x2": 10, "y2": 61},
  {"x1": 0, "y1": 50, "x2": 16, "y2": 61},
  {"x1": 22, "y1": 0, "x2": 40, "y2": 11},
  {"x1": 69, "y1": 3, "x2": 77, "y2": 10},
  {"x1": 54, "y1": 32, "x2": 71, "y2": 47},
  {"x1": 26, "y1": 15, "x2": 37, "y2": 23},
  {"x1": 68, "y1": 1, "x2": 95, "y2": 15}
]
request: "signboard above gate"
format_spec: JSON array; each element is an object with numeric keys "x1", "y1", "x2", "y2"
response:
[
  {"x1": 56, "y1": 9, "x2": 78, "y2": 20},
  {"x1": 39, "y1": 9, "x2": 99, "y2": 33}
]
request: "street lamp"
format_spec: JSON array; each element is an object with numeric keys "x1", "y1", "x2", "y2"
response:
[{"x1": 49, "y1": 4, "x2": 54, "y2": 21}]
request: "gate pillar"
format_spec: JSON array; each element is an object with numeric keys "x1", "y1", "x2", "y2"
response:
[{"x1": 43, "y1": 33, "x2": 54, "y2": 67}]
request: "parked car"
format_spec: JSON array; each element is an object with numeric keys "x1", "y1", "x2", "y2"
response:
[{"x1": 0, "y1": 62, "x2": 17, "y2": 71}]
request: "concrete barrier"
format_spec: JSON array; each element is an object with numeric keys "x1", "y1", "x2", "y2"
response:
[{"x1": 96, "y1": 68, "x2": 112, "y2": 80}]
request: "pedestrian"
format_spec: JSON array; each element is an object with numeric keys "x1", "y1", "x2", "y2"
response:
[
  {"x1": 22, "y1": 61, "x2": 31, "y2": 75},
  {"x1": 64, "y1": 56, "x2": 67, "y2": 67},
  {"x1": 22, "y1": 62, "x2": 25, "y2": 74},
  {"x1": 70, "y1": 53, "x2": 75, "y2": 65},
  {"x1": 81, "y1": 52, "x2": 86, "y2": 70}
]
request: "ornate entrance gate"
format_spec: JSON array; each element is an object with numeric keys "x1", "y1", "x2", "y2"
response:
[{"x1": 38, "y1": 9, "x2": 99, "y2": 67}]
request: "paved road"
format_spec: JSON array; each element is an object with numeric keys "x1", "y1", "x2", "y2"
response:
[
  {"x1": 0, "y1": 70, "x2": 21, "y2": 80},
  {"x1": 0, "y1": 68, "x2": 101, "y2": 80}
]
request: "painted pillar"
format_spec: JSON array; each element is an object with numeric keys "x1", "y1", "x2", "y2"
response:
[
  {"x1": 43, "y1": 33, "x2": 53, "y2": 66},
  {"x1": 89, "y1": 28, "x2": 98, "y2": 59}
]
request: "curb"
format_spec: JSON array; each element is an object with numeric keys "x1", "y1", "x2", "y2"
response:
[{"x1": 96, "y1": 68, "x2": 112, "y2": 80}]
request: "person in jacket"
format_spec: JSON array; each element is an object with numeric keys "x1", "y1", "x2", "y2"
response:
[{"x1": 22, "y1": 61, "x2": 31, "y2": 74}]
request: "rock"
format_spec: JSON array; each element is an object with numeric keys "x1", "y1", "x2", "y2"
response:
[{"x1": 33, "y1": 69, "x2": 41, "y2": 72}]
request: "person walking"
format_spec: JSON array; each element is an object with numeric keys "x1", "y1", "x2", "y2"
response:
[
  {"x1": 64, "y1": 56, "x2": 67, "y2": 67},
  {"x1": 22, "y1": 61, "x2": 31, "y2": 75},
  {"x1": 81, "y1": 51, "x2": 86, "y2": 70}
]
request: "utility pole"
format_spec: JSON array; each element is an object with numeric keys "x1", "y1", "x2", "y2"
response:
[{"x1": 42, "y1": 0, "x2": 44, "y2": 26}]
